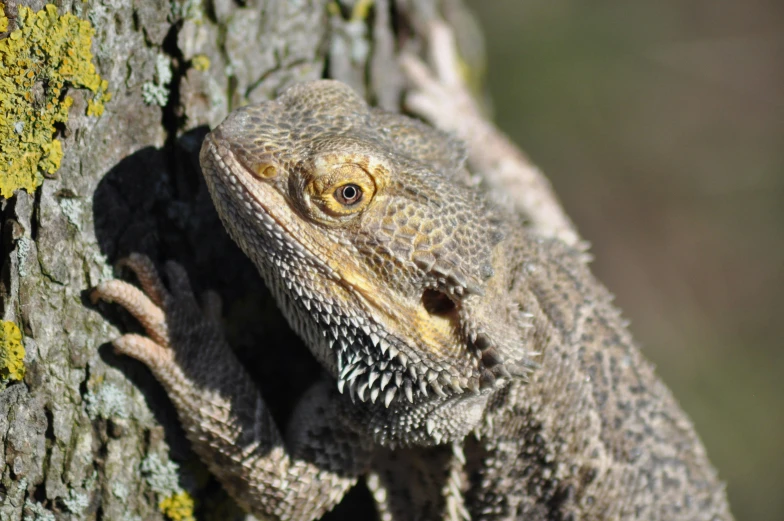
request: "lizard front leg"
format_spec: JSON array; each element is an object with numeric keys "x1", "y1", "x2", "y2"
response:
[
  {"x1": 401, "y1": 21, "x2": 581, "y2": 249},
  {"x1": 366, "y1": 443, "x2": 470, "y2": 521},
  {"x1": 91, "y1": 254, "x2": 372, "y2": 521}
]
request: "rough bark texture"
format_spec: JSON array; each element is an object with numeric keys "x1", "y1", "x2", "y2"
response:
[{"x1": 0, "y1": 0, "x2": 477, "y2": 519}]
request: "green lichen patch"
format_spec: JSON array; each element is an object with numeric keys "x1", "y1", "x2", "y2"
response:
[
  {"x1": 23, "y1": 498, "x2": 56, "y2": 521},
  {"x1": 142, "y1": 53, "x2": 173, "y2": 106},
  {"x1": 0, "y1": 320, "x2": 25, "y2": 382},
  {"x1": 85, "y1": 382, "x2": 131, "y2": 419},
  {"x1": 62, "y1": 489, "x2": 90, "y2": 516},
  {"x1": 0, "y1": 3, "x2": 111, "y2": 199}
]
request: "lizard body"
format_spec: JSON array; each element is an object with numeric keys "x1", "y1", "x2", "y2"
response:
[{"x1": 92, "y1": 33, "x2": 733, "y2": 521}]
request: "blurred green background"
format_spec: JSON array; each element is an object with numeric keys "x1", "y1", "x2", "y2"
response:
[{"x1": 464, "y1": 1, "x2": 784, "y2": 520}]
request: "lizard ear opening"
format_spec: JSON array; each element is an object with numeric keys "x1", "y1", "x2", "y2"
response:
[{"x1": 422, "y1": 289, "x2": 456, "y2": 316}]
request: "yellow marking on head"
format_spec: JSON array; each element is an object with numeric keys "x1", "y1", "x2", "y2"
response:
[
  {"x1": 413, "y1": 304, "x2": 463, "y2": 357},
  {"x1": 333, "y1": 264, "x2": 462, "y2": 359}
]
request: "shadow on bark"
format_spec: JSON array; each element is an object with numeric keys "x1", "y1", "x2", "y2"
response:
[{"x1": 87, "y1": 129, "x2": 377, "y2": 519}]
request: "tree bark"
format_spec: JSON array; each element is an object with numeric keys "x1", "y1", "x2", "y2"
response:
[{"x1": 0, "y1": 1, "x2": 479, "y2": 519}]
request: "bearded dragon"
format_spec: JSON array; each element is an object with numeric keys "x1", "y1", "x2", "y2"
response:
[{"x1": 91, "y1": 24, "x2": 734, "y2": 521}]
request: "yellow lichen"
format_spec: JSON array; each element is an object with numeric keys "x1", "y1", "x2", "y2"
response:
[
  {"x1": 159, "y1": 491, "x2": 196, "y2": 521},
  {"x1": 0, "y1": 320, "x2": 25, "y2": 382},
  {"x1": 0, "y1": 4, "x2": 7, "y2": 33},
  {"x1": 351, "y1": 0, "x2": 374, "y2": 21},
  {"x1": 326, "y1": 2, "x2": 341, "y2": 17},
  {"x1": 191, "y1": 54, "x2": 210, "y2": 72},
  {"x1": 0, "y1": 3, "x2": 111, "y2": 199}
]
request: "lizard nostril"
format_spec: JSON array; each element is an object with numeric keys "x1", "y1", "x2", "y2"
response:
[{"x1": 422, "y1": 289, "x2": 455, "y2": 316}]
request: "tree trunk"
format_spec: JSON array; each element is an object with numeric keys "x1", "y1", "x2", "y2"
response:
[{"x1": 0, "y1": 1, "x2": 479, "y2": 519}]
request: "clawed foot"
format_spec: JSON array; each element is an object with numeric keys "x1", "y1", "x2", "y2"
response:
[
  {"x1": 400, "y1": 20, "x2": 483, "y2": 135},
  {"x1": 401, "y1": 20, "x2": 583, "y2": 248},
  {"x1": 91, "y1": 254, "x2": 222, "y2": 371}
]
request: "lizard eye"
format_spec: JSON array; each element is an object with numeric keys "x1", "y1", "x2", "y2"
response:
[
  {"x1": 306, "y1": 161, "x2": 381, "y2": 218},
  {"x1": 335, "y1": 184, "x2": 363, "y2": 206}
]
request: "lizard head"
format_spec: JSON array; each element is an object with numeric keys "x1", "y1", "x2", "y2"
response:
[{"x1": 200, "y1": 80, "x2": 535, "y2": 445}]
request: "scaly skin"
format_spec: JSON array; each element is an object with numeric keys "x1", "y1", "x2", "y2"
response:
[{"x1": 92, "y1": 28, "x2": 734, "y2": 521}]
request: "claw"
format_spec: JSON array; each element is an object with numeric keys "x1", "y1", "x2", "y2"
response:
[{"x1": 117, "y1": 253, "x2": 169, "y2": 308}]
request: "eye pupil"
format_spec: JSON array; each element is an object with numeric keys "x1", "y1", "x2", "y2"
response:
[{"x1": 337, "y1": 184, "x2": 362, "y2": 205}]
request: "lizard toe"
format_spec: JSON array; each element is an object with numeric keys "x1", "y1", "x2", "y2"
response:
[
  {"x1": 92, "y1": 279, "x2": 170, "y2": 348},
  {"x1": 400, "y1": 30, "x2": 479, "y2": 136},
  {"x1": 117, "y1": 253, "x2": 169, "y2": 308},
  {"x1": 112, "y1": 333, "x2": 173, "y2": 370},
  {"x1": 426, "y1": 20, "x2": 462, "y2": 87},
  {"x1": 164, "y1": 260, "x2": 197, "y2": 302},
  {"x1": 200, "y1": 290, "x2": 223, "y2": 325}
]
